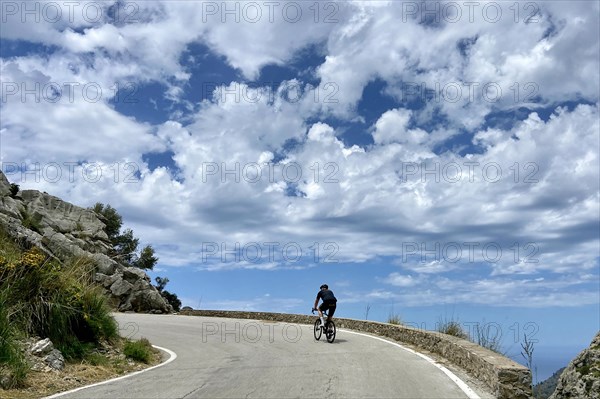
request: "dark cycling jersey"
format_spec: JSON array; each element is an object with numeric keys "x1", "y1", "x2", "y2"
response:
[{"x1": 317, "y1": 289, "x2": 337, "y2": 303}]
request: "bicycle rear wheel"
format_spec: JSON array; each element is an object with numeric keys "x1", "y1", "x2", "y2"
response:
[
  {"x1": 326, "y1": 321, "x2": 336, "y2": 343},
  {"x1": 314, "y1": 319, "x2": 322, "y2": 340}
]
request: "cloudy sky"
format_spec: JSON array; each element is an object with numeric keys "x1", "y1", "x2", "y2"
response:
[{"x1": 1, "y1": 0, "x2": 598, "y2": 378}]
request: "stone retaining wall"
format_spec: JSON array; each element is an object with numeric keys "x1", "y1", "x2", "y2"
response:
[{"x1": 181, "y1": 309, "x2": 531, "y2": 398}]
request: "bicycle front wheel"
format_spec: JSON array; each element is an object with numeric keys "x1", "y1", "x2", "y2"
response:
[
  {"x1": 326, "y1": 321, "x2": 336, "y2": 343},
  {"x1": 314, "y1": 319, "x2": 322, "y2": 340}
]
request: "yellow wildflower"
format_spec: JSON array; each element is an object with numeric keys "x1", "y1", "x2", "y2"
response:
[{"x1": 20, "y1": 247, "x2": 46, "y2": 268}]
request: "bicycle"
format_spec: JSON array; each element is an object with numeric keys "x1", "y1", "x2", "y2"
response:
[{"x1": 312, "y1": 308, "x2": 336, "y2": 343}]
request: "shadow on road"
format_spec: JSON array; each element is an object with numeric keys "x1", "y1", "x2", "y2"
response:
[{"x1": 314, "y1": 339, "x2": 347, "y2": 344}]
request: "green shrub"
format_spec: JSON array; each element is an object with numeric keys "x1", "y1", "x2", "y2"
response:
[
  {"x1": 80, "y1": 287, "x2": 118, "y2": 342},
  {"x1": 123, "y1": 338, "x2": 153, "y2": 363},
  {"x1": 58, "y1": 339, "x2": 96, "y2": 361},
  {"x1": 387, "y1": 314, "x2": 403, "y2": 325},
  {"x1": 0, "y1": 229, "x2": 119, "y2": 362},
  {"x1": 0, "y1": 288, "x2": 29, "y2": 388},
  {"x1": 9, "y1": 183, "x2": 19, "y2": 198},
  {"x1": 154, "y1": 277, "x2": 181, "y2": 311},
  {"x1": 84, "y1": 351, "x2": 110, "y2": 367},
  {"x1": 91, "y1": 203, "x2": 160, "y2": 271},
  {"x1": 91, "y1": 203, "x2": 122, "y2": 240},
  {"x1": 35, "y1": 258, "x2": 118, "y2": 357},
  {"x1": 161, "y1": 290, "x2": 181, "y2": 312},
  {"x1": 437, "y1": 317, "x2": 468, "y2": 339},
  {"x1": 135, "y1": 245, "x2": 157, "y2": 270}
]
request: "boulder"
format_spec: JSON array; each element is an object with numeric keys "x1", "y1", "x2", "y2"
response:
[
  {"x1": 123, "y1": 267, "x2": 150, "y2": 283},
  {"x1": 31, "y1": 338, "x2": 54, "y2": 356},
  {"x1": 89, "y1": 253, "x2": 118, "y2": 275},
  {"x1": 127, "y1": 289, "x2": 171, "y2": 314},
  {"x1": 0, "y1": 172, "x2": 11, "y2": 196},
  {"x1": 94, "y1": 273, "x2": 119, "y2": 289},
  {"x1": 110, "y1": 276, "x2": 134, "y2": 297},
  {"x1": 44, "y1": 349, "x2": 65, "y2": 371},
  {"x1": 0, "y1": 196, "x2": 24, "y2": 219}
]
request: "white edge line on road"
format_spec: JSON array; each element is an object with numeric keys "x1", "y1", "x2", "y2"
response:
[
  {"x1": 42, "y1": 345, "x2": 177, "y2": 399},
  {"x1": 341, "y1": 329, "x2": 481, "y2": 399}
]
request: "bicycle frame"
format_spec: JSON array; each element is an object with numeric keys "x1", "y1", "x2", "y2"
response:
[{"x1": 312, "y1": 309, "x2": 336, "y2": 343}]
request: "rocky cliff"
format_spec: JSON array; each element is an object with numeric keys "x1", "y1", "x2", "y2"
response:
[
  {"x1": 550, "y1": 331, "x2": 600, "y2": 399},
  {"x1": 0, "y1": 171, "x2": 172, "y2": 313}
]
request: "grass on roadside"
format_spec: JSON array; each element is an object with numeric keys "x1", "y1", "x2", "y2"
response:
[
  {"x1": 387, "y1": 313, "x2": 403, "y2": 325},
  {"x1": 0, "y1": 227, "x2": 119, "y2": 388},
  {"x1": 0, "y1": 290, "x2": 29, "y2": 389},
  {"x1": 436, "y1": 316, "x2": 468, "y2": 339},
  {"x1": 123, "y1": 338, "x2": 156, "y2": 364},
  {"x1": 1, "y1": 343, "x2": 163, "y2": 399}
]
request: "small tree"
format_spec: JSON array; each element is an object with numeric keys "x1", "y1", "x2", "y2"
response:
[
  {"x1": 9, "y1": 183, "x2": 19, "y2": 198},
  {"x1": 153, "y1": 277, "x2": 181, "y2": 312},
  {"x1": 112, "y1": 228, "x2": 139, "y2": 263},
  {"x1": 90, "y1": 202, "x2": 180, "y2": 311},
  {"x1": 154, "y1": 277, "x2": 169, "y2": 292},
  {"x1": 135, "y1": 245, "x2": 158, "y2": 270},
  {"x1": 91, "y1": 203, "x2": 122, "y2": 240},
  {"x1": 162, "y1": 291, "x2": 181, "y2": 312},
  {"x1": 91, "y1": 203, "x2": 157, "y2": 269}
]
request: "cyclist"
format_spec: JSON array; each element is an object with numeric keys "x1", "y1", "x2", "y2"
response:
[{"x1": 313, "y1": 284, "x2": 337, "y2": 327}]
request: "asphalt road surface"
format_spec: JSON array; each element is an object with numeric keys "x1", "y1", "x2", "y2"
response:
[{"x1": 50, "y1": 313, "x2": 488, "y2": 399}]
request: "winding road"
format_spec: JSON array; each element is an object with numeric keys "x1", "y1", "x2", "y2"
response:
[{"x1": 50, "y1": 313, "x2": 492, "y2": 399}]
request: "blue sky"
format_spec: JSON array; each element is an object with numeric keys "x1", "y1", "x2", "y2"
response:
[{"x1": 1, "y1": 0, "x2": 599, "y2": 381}]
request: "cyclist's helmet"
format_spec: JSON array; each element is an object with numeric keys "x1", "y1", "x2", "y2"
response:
[{"x1": 320, "y1": 284, "x2": 328, "y2": 289}]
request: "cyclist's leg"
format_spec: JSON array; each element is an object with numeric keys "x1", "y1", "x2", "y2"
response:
[
  {"x1": 318, "y1": 303, "x2": 327, "y2": 323},
  {"x1": 326, "y1": 302, "x2": 336, "y2": 322}
]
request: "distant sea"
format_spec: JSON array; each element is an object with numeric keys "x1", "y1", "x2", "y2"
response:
[{"x1": 509, "y1": 345, "x2": 583, "y2": 382}]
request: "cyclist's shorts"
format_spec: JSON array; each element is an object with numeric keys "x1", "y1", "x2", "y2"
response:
[{"x1": 319, "y1": 301, "x2": 336, "y2": 317}]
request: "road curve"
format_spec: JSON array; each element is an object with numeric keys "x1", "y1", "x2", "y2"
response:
[{"x1": 53, "y1": 313, "x2": 483, "y2": 399}]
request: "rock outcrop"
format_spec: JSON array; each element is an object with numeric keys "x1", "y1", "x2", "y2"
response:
[
  {"x1": 27, "y1": 338, "x2": 65, "y2": 371},
  {"x1": 31, "y1": 338, "x2": 54, "y2": 356},
  {"x1": 0, "y1": 171, "x2": 172, "y2": 313},
  {"x1": 550, "y1": 331, "x2": 600, "y2": 399}
]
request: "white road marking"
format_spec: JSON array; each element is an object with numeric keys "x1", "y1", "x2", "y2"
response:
[
  {"x1": 42, "y1": 345, "x2": 177, "y2": 399},
  {"x1": 341, "y1": 329, "x2": 482, "y2": 399},
  {"x1": 43, "y1": 323, "x2": 482, "y2": 399}
]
